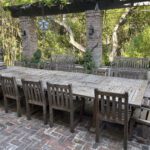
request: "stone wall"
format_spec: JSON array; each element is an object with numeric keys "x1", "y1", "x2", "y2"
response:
[
  {"x1": 86, "y1": 10, "x2": 103, "y2": 68},
  {"x1": 19, "y1": 17, "x2": 37, "y2": 59}
]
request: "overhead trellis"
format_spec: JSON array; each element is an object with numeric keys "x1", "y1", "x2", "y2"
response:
[{"x1": 5, "y1": 0, "x2": 150, "y2": 17}]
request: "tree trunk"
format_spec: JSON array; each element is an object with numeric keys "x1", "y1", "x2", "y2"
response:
[
  {"x1": 86, "y1": 10, "x2": 103, "y2": 68},
  {"x1": 19, "y1": 17, "x2": 37, "y2": 59},
  {"x1": 109, "y1": 8, "x2": 133, "y2": 62}
]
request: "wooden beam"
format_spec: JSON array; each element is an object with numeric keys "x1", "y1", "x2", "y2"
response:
[{"x1": 5, "y1": 0, "x2": 150, "y2": 17}]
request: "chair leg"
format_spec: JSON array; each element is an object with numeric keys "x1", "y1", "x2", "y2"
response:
[
  {"x1": 43, "y1": 105, "x2": 47, "y2": 125},
  {"x1": 49, "y1": 108, "x2": 53, "y2": 127},
  {"x1": 70, "y1": 111, "x2": 74, "y2": 133},
  {"x1": 17, "y1": 98, "x2": 21, "y2": 117},
  {"x1": 26, "y1": 102, "x2": 31, "y2": 120},
  {"x1": 4, "y1": 97, "x2": 8, "y2": 113},
  {"x1": 95, "y1": 115, "x2": 100, "y2": 143},
  {"x1": 124, "y1": 124, "x2": 128, "y2": 150},
  {"x1": 79, "y1": 98, "x2": 85, "y2": 122},
  {"x1": 129, "y1": 119, "x2": 135, "y2": 138}
]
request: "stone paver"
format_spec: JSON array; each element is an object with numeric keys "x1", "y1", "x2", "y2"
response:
[{"x1": 0, "y1": 105, "x2": 149, "y2": 150}]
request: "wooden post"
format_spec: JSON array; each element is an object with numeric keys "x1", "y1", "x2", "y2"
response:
[
  {"x1": 19, "y1": 17, "x2": 37, "y2": 59},
  {"x1": 86, "y1": 10, "x2": 103, "y2": 68}
]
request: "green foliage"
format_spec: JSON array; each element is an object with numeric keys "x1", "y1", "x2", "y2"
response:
[
  {"x1": 123, "y1": 26, "x2": 150, "y2": 58},
  {"x1": 2, "y1": 0, "x2": 69, "y2": 6},
  {"x1": 83, "y1": 50, "x2": 95, "y2": 73},
  {"x1": 31, "y1": 49, "x2": 42, "y2": 63},
  {"x1": 0, "y1": 7, "x2": 22, "y2": 65},
  {"x1": 1, "y1": 2, "x2": 150, "y2": 67},
  {"x1": 103, "y1": 45, "x2": 111, "y2": 66},
  {"x1": 67, "y1": 13, "x2": 86, "y2": 47}
]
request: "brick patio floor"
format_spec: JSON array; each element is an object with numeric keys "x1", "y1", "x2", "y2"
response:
[{"x1": 0, "y1": 104, "x2": 149, "y2": 150}]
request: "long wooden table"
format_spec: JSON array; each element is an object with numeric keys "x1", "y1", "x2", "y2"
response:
[{"x1": 0, "y1": 66, "x2": 148, "y2": 107}]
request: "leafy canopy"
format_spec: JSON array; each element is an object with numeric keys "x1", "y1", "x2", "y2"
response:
[{"x1": 123, "y1": 26, "x2": 150, "y2": 58}]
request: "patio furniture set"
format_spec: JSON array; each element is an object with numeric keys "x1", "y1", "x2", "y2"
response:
[{"x1": 0, "y1": 57, "x2": 150, "y2": 150}]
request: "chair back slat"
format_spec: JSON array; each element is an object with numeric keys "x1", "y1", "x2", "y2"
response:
[
  {"x1": 106, "y1": 95, "x2": 110, "y2": 118},
  {"x1": 47, "y1": 83, "x2": 73, "y2": 110},
  {"x1": 1, "y1": 76, "x2": 19, "y2": 99},
  {"x1": 95, "y1": 89, "x2": 128, "y2": 124},
  {"x1": 111, "y1": 57, "x2": 150, "y2": 69},
  {"x1": 112, "y1": 96, "x2": 116, "y2": 120},
  {"x1": 22, "y1": 79, "x2": 45, "y2": 105}
]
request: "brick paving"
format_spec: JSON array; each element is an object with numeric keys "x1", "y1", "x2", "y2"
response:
[{"x1": 0, "y1": 105, "x2": 149, "y2": 150}]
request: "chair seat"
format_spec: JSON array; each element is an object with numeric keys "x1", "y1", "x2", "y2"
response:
[
  {"x1": 99, "y1": 111, "x2": 131, "y2": 125},
  {"x1": 132, "y1": 108, "x2": 150, "y2": 126}
]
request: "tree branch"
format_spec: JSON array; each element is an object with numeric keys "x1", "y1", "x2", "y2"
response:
[
  {"x1": 52, "y1": 18, "x2": 85, "y2": 52},
  {"x1": 109, "y1": 8, "x2": 134, "y2": 61}
]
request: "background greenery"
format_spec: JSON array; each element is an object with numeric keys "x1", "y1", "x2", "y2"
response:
[{"x1": 0, "y1": 1, "x2": 150, "y2": 66}]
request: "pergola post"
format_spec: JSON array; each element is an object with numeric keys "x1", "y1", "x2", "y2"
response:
[
  {"x1": 86, "y1": 10, "x2": 103, "y2": 68},
  {"x1": 19, "y1": 17, "x2": 37, "y2": 59}
]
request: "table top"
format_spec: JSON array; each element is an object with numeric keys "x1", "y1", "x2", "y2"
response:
[{"x1": 0, "y1": 66, "x2": 148, "y2": 107}]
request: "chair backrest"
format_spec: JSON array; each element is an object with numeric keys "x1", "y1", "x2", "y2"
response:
[
  {"x1": 25, "y1": 62, "x2": 39, "y2": 69},
  {"x1": 51, "y1": 54, "x2": 76, "y2": 72},
  {"x1": 1, "y1": 76, "x2": 19, "y2": 99},
  {"x1": 109, "y1": 68, "x2": 148, "y2": 79},
  {"x1": 43, "y1": 62, "x2": 56, "y2": 70},
  {"x1": 21, "y1": 79, "x2": 46, "y2": 105},
  {"x1": 14, "y1": 61, "x2": 25, "y2": 67},
  {"x1": 56, "y1": 62, "x2": 75, "y2": 72},
  {"x1": 47, "y1": 83, "x2": 73, "y2": 110},
  {"x1": 94, "y1": 89, "x2": 128, "y2": 124},
  {"x1": 111, "y1": 57, "x2": 150, "y2": 70}
]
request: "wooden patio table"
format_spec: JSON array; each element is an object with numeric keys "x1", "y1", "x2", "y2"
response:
[
  {"x1": 0, "y1": 66, "x2": 148, "y2": 131},
  {"x1": 0, "y1": 66, "x2": 148, "y2": 107}
]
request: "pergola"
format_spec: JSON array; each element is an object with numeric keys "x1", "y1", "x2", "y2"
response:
[
  {"x1": 6, "y1": 0, "x2": 150, "y2": 17},
  {"x1": 5, "y1": 0, "x2": 150, "y2": 67}
]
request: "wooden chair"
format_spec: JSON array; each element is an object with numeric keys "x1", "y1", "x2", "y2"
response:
[
  {"x1": 131, "y1": 107, "x2": 150, "y2": 127},
  {"x1": 111, "y1": 57, "x2": 150, "y2": 69},
  {"x1": 51, "y1": 54, "x2": 76, "y2": 72},
  {"x1": 14, "y1": 61, "x2": 25, "y2": 67},
  {"x1": 94, "y1": 89, "x2": 130, "y2": 150},
  {"x1": 43, "y1": 62, "x2": 56, "y2": 70},
  {"x1": 25, "y1": 62, "x2": 39, "y2": 69},
  {"x1": 47, "y1": 83, "x2": 83, "y2": 132},
  {"x1": 109, "y1": 57, "x2": 150, "y2": 79},
  {"x1": 56, "y1": 62, "x2": 75, "y2": 72},
  {"x1": 1, "y1": 76, "x2": 22, "y2": 117},
  {"x1": 130, "y1": 107, "x2": 150, "y2": 140},
  {"x1": 142, "y1": 98, "x2": 150, "y2": 109},
  {"x1": 21, "y1": 79, "x2": 47, "y2": 124},
  {"x1": 109, "y1": 68, "x2": 148, "y2": 79}
]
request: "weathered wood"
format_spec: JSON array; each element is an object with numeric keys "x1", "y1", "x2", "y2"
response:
[
  {"x1": 132, "y1": 107, "x2": 150, "y2": 126},
  {"x1": 111, "y1": 57, "x2": 150, "y2": 69},
  {"x1": 14, "y1": 61, "x2": 25, "y2": 67},
  {"x1": 43, "y1": 54, "x2": 76, "y2": 72},
  {"x1": 47, "y1": 83, "x2": 83, "y2": 132},
  {"x1": 94, "y1": 90, "x2": 129, "y2": 149},
  {"x1": 109, "y1": 57, "x2": 150, "y2": 79},
  {"x1": 1, "y1": 76, "x2": 22, "y2": 117},
  {"x1": 142, "y1": 98, "x2": 150, "y2": 108},
  {"x1": 0, "y1": 66, "x2": 148, "y2": 107},
  {"x1": 21, "y1": 79, "x2": 47, "y2": 124},
  {"x1": 6, "y1": 0, "x2": 150, "y2": 18}
]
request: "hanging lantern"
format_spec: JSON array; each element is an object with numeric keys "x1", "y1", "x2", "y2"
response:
[{"x1": 38, "y1": 19, "x2": 49, "y2": 31}]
